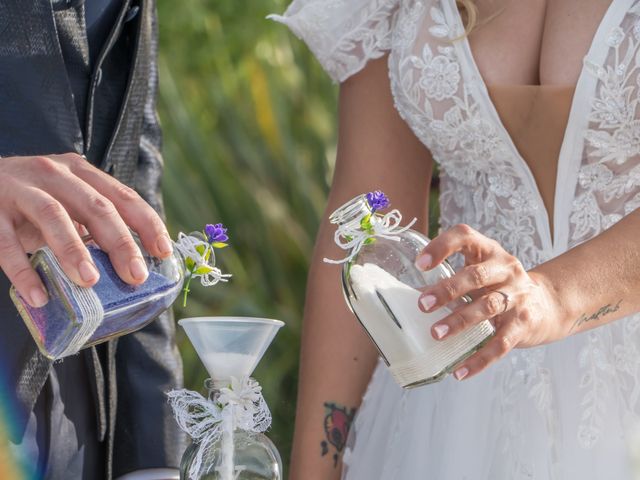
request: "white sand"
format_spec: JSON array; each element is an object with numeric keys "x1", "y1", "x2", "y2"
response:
[
  {"x1": 200, "y1": 352, "x2": 259, "y2": 380},
  {"x1": 349, "y1": 263, "x2": 493, "y2": 385}
]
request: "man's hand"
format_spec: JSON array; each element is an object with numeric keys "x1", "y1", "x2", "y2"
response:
[{"x1": 0, "y1": 153, "x2": 173, "y2": 307}]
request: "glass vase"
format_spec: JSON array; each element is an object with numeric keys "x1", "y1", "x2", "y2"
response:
[
  {"x1": 334, "y1": 195, "x2": 495, "y2": 388},
  {"x1": 180, "y1": 381, "x2": 282, "y2": 480}
]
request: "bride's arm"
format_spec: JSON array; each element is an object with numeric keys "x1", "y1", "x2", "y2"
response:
[{"x1": 289, "y1": 55, "x2": 434, "y2": 480}]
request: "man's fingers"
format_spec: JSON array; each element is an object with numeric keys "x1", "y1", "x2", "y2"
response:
[
  {"x1": 1, "y1": 154, "x2": 160, "y2": 289},
  {"x1": 39, "y1": 167, "x2": 148, "y2": 285},
  {"x1": 61, "y1": 155, "x2": 172, "y2": 259},
  {"x1": 0, "y1": 218, "x2": 48, "y2": 307},
  {"x1": 17, "y1": 188, "x2": 100, "y2": 288}
]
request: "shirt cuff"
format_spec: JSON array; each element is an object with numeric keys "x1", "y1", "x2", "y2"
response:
[{"x1": 115, "y1": 468, "x2": 180, "y2": 480}]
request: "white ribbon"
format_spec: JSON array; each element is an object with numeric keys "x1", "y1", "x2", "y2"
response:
[
  {"x1": 323, "y1": 209, "x2": 417, "y2": 265},
  {"x1": 167, "y1": 376, "x2": 271, "y2": 480}
]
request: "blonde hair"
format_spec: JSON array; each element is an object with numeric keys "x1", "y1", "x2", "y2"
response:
[{"x1": 456, "y1": 0, "x2": 479, "y2": 34}]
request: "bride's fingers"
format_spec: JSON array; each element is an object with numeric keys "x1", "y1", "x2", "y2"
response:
[
  {"x1": 451, "y1": 320, "x2": 521, "y2": 381},
  {"x1": 415, "y1": 223, "x2": 500, "y2": 270},
  {"x1": 417, "y1": 259, "x2": 510, "y2": 312},
  {"x1": 428, "y1": 288, "x2": 515, "y2": 340}
]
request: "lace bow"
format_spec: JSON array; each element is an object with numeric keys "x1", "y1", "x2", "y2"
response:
[
  {"x1": 323, "y1": 209, "x2": 417, "y2": 264},
  {"x1": 167, "y1": 377, "x2": 271, "y2": 480}
]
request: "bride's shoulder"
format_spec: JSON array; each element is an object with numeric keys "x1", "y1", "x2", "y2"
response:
[{"x1": 268, "y1": 0, "x2": 401, "y2": 83}]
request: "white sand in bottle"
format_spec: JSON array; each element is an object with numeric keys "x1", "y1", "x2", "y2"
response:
[
  {"x1": 200, "y1": 352, "x2": 259, "y2": 381},
  {"x1": 349, "y1": 263, "x2": 494, "y2": 386}
]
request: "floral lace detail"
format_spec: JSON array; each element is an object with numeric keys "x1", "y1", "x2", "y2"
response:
[
  {"x1": 268, "y1": 0, "x2": 400, "y2": 83},
  {"x1": 388, "y1": 0, "x2": 546, "y2": 272},
  {"x1": 572, "y1": 13, "x2": 640, "y2": 244},
  {"x1": 613, "y1": 313, "x2": 640, "y2": 419},
  {"x1": 569, "y1": 7, "x2": 640, "y2": 449},
  {"x1": 577, "y1": 332, "x2": 615, "y2": 448}
]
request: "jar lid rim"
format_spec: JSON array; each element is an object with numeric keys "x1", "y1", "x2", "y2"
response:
[{"x1": 178, "y1": 316, "x2": 285, "y2": 327}]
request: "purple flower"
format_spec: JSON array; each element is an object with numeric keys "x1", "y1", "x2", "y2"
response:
[
  {"x1": 366, "y1": 191, "x2": 390, "y2": 212},
  {"x1": 205, "y1": 223, "x2": 229, "y2": 244}
]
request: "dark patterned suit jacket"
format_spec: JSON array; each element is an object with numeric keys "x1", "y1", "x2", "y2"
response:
[{"x1": 0, "y1": 0, "x2": 185, "y2": 477}]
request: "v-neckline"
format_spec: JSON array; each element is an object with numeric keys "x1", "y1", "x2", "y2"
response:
[{"x1": 443, "y1": 0, "x2": 629, "y2": 257}]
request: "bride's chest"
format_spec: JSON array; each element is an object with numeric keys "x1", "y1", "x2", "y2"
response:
[{"x1": 466, "y1": 0, "x2": 611, "y2": 86}]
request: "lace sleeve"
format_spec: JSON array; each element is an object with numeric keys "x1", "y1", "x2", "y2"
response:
[{"x1": 268, "y1": 0, "x2": 400, "y2": 83}]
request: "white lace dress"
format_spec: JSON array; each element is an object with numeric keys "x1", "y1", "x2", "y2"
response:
[{"x1": 270, "y1": 1, "x2": 640, "y2": 478}]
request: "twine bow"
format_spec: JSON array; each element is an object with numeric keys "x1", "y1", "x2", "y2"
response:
[
  {"x1": 323, "y1": 209, "x2": 417, "y2": 265},
  {"x1": 174, "y1": 232, "x2": 232, "y2": 286},
  {"x1": 167, "y1": 376, "x2": 271, "y2": 480}
]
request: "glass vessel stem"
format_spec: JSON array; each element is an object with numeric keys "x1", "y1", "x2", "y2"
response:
[{"x1": 205, "y1": 379, "x2": 237, "y2": 480}]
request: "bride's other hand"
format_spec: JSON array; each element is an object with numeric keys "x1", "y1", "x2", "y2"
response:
[{"x1": 414, "y1": 223, "x2": 565, "y2": 381}]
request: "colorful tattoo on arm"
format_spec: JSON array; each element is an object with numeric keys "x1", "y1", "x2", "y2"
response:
[
  {"x1": 320, "y1": 402, "x2": 356, "y2": 468},
  {"x1": 570, "y1": 299, "x2": 623, "y2": 332}
]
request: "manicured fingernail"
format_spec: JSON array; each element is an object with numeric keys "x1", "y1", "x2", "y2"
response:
[
  {"x1": 78, "y1": 260, "x2": 100, "y2": 283},
  {"x1": 130, "y1": 257, "x2": 148, "y2": 281},
  {"x1": 415, "y1": 254, "x2": 432, "y2": 271},
  {"x1": 29, "y1": 286, "x2": 49, "y2": 308},
  {"x1": 454, "y1": 367, "x2": 469, "y2": 381},
  {"x1": 433, "y1": 324, "x2": 449, "y2": 339},
  {"x1": 157, "y1": 234, "x2": 173, "y2": 256},
  {"x1": 420, "y1": 294, "x2": 436, "y2": 311}
]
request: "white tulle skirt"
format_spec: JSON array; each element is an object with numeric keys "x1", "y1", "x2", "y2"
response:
[{"x1": 342, "y1": 318, "x2": 640, "y2": 480}]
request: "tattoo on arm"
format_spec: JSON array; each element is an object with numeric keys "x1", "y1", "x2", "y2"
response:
[
  {"x1": 571, "y1": 299, "x2": 623, "y2": 332},
  {"x1": 320, "y1": 402, "x2": 356, "y2": 468}
]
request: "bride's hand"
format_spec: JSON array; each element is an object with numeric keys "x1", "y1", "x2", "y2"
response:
[{"x1": 414, "y1": 223, "x2": 565, "y2": 381}]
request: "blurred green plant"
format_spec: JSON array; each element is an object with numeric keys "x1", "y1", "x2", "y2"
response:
[{"x1": 156, "y1": 0, "x2": 440, "y2": 474}]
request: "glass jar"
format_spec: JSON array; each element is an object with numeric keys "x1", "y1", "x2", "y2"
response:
[
  {"x1": 180, "y1": 381, "x2": 282, "y2": 480},
  {"x1": 332, "y1": 194, "x2": 494, "y2": 388},
  {"x1": 9, "y1": 235, "x2": 184, "y2": 360},
  {"x1": 180, "y1": 431, "x2": 282, "y2": 480}
]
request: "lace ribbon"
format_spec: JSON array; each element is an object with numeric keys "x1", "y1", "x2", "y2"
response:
[
  {"x1": 167, "y1": 376, "x2": 272, "y2": 480},
  {"x1": 323, "y1": 209, "x2": 417, "y2": 265}
]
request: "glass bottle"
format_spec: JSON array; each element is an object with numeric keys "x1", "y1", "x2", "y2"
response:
[
  {"x1": 180, "y1": 380, "x2": 282, "y2": 480},
  {"x1": 10, "y1": 234, "x2": 184, "y2": 360},
  {"x1": 332, "y1": 194, "x2": 494, "y2": 388}
]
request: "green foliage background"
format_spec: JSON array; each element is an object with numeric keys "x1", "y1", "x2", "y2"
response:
[
  {"x1": 156, "y1": 0, "x2": 336, "y2": 471},
  {"x1": 156, "y1": 0, "x2": 439, "y2": 473}
]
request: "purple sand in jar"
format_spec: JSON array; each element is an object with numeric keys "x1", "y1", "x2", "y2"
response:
[
  {"x1": 86, "y1": 247, "x2": 181, "y2": 343},
  {"x1": 19, "y1": 260, "x2": 79, "y2": 357},
  {"x1": 14, "y1": 245, "x2": 182, "y2": 358}
]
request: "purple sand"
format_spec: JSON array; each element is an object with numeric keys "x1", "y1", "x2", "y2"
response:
[
  {"x1": 19, "y1": 246, "x2": 180, "y2": 357},
  {"x1": 87, "y1": 247, "x2": 180, "y2": 342}
]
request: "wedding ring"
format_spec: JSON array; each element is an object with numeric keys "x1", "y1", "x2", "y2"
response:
[{"x1": 493, "y1": 290, "x2": 510, "y2": 314}]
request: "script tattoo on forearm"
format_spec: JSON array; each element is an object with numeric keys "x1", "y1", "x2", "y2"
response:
[
  {"x1": 320, "y1": 402, "x2": 356, "y2": 468},
  {"x1": 571, "y1": 299, "x2": 623, "y2": 332}
]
